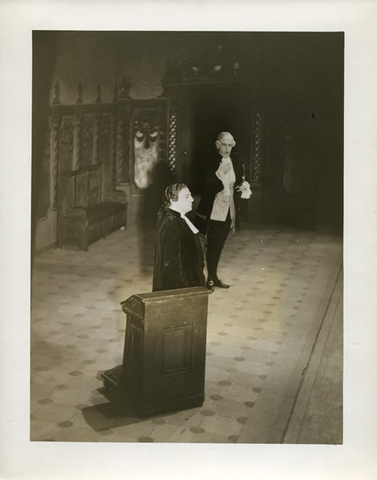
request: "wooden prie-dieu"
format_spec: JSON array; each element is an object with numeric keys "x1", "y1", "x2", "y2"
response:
[{"x1": 103, "y1": 286, "x2": 210, "y2": 417}]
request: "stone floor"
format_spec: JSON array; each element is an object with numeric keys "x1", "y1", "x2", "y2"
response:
[{"x1": 30, "y1": 224, "x2": 343, "y2": 443}]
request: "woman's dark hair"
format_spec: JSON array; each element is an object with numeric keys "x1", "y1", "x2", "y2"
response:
[{"x1": 157, "y1": 183, "x2": 188, "y2": 220}]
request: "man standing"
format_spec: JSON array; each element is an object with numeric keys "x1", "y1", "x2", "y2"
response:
[
  {"x1": 153, "y1": 183, "x2": 206, "y2": 292},
  {"x1": 194, "y1": 132, "x2": 251, "y2": 290}
]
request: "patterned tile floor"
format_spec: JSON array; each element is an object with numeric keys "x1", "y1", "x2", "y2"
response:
[{"x1": 30, "y1": 225, "x2": 342, "y2": 443}]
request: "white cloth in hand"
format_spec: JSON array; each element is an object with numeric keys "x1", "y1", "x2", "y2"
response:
[{"x1": 237, "y1": 181, "x2": 252, "y2": 199}]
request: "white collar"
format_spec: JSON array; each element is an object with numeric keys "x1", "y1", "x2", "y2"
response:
[{"x1": 181, "y1": 214, "x2": 199, "y2": 234}]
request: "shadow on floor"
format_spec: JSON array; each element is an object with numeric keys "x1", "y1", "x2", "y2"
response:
[{"x1": 81, "y1": 400, "x2": 145, "y2": 433}]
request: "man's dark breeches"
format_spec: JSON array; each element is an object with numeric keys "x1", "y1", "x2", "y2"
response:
[{"x1": 206, "y1": 212, "x2": 231, "y2": 280}]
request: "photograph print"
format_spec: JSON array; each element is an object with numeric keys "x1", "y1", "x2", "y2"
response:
[{"x1": 31, "y1": 30, "x2": 343, "y2": 444}]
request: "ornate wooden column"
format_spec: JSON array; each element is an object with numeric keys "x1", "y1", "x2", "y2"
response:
[
  {"x1": 166, "y1": 87, "x2": 179, "y2": 179},
  {"x1": 248, "y1": 107, "x2": 264, "y2": 223},
  {"x1": 113, "y1": 77, "x2": 132, "y2": 186},
  {"x1": 73, "y1": 108, "x2": 82, "y2": 171},
  {"x1": 37, "y1": 128, "x2": 52, "y2": 219},
  {"x1": 101, "y1": 108, "x2": 121, "y2": 203},
  {"x1": 50, "y1": 82, "x2": 62, "y2": 211},
  {"x1": 92, "y1": 85, "x2": 102, "y2": 166}
]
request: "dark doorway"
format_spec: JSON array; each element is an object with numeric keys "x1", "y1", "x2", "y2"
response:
[
  {"x1": 172, "y1": 82, "x2": 335, "y2": 230},
  {"x1": 188, "y1": 84, "x2": 251, "y2": 195}
]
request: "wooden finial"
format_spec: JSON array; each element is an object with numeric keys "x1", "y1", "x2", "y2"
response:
[
  {"x1": 52, "y1": 80, "x2": 61, "y2": 105},
  {"x1": 95, "y1": 84, "x2": 102, "y2": 103},
  {"x1": 76, "y1": 80, "x2": 83, "y2": 104}
]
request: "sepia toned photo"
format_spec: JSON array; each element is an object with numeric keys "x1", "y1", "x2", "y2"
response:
[{"x1": 30, "y1": 30, "x2": 344, "y2": 444}]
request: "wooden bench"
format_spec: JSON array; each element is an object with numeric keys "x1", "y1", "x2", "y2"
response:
[{"x1": 57, "y1": 164, "x2": 128, "y2": 251}]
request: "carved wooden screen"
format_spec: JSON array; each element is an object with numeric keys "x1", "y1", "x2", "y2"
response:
[
  {"x1": 45, "y1": 97, "x2": 115, "y2": 215},
  {"x1": 38, "y1": 80, "x2": 170, "y2": 225}
]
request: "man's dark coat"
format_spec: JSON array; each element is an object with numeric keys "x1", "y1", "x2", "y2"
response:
[{"x1": 153, "y1": 208, "x2": 205, "y2": 292}]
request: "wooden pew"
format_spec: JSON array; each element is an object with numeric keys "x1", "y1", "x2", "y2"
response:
[{"x1": 57, "y1": 164, "x2": 127, "y2": 250}]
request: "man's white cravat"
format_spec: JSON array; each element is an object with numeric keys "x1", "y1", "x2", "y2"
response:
[{"x1": 216, "y1": 157, "x2": 236, "y2": 195}]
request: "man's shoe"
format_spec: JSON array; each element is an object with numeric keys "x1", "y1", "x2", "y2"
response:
[
  {"x1": 206, "y1": 280, "x2": 215, "y2": 292},
  {"x1": 213, "y1": 279, "x2": 230, "y2": 289}
]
